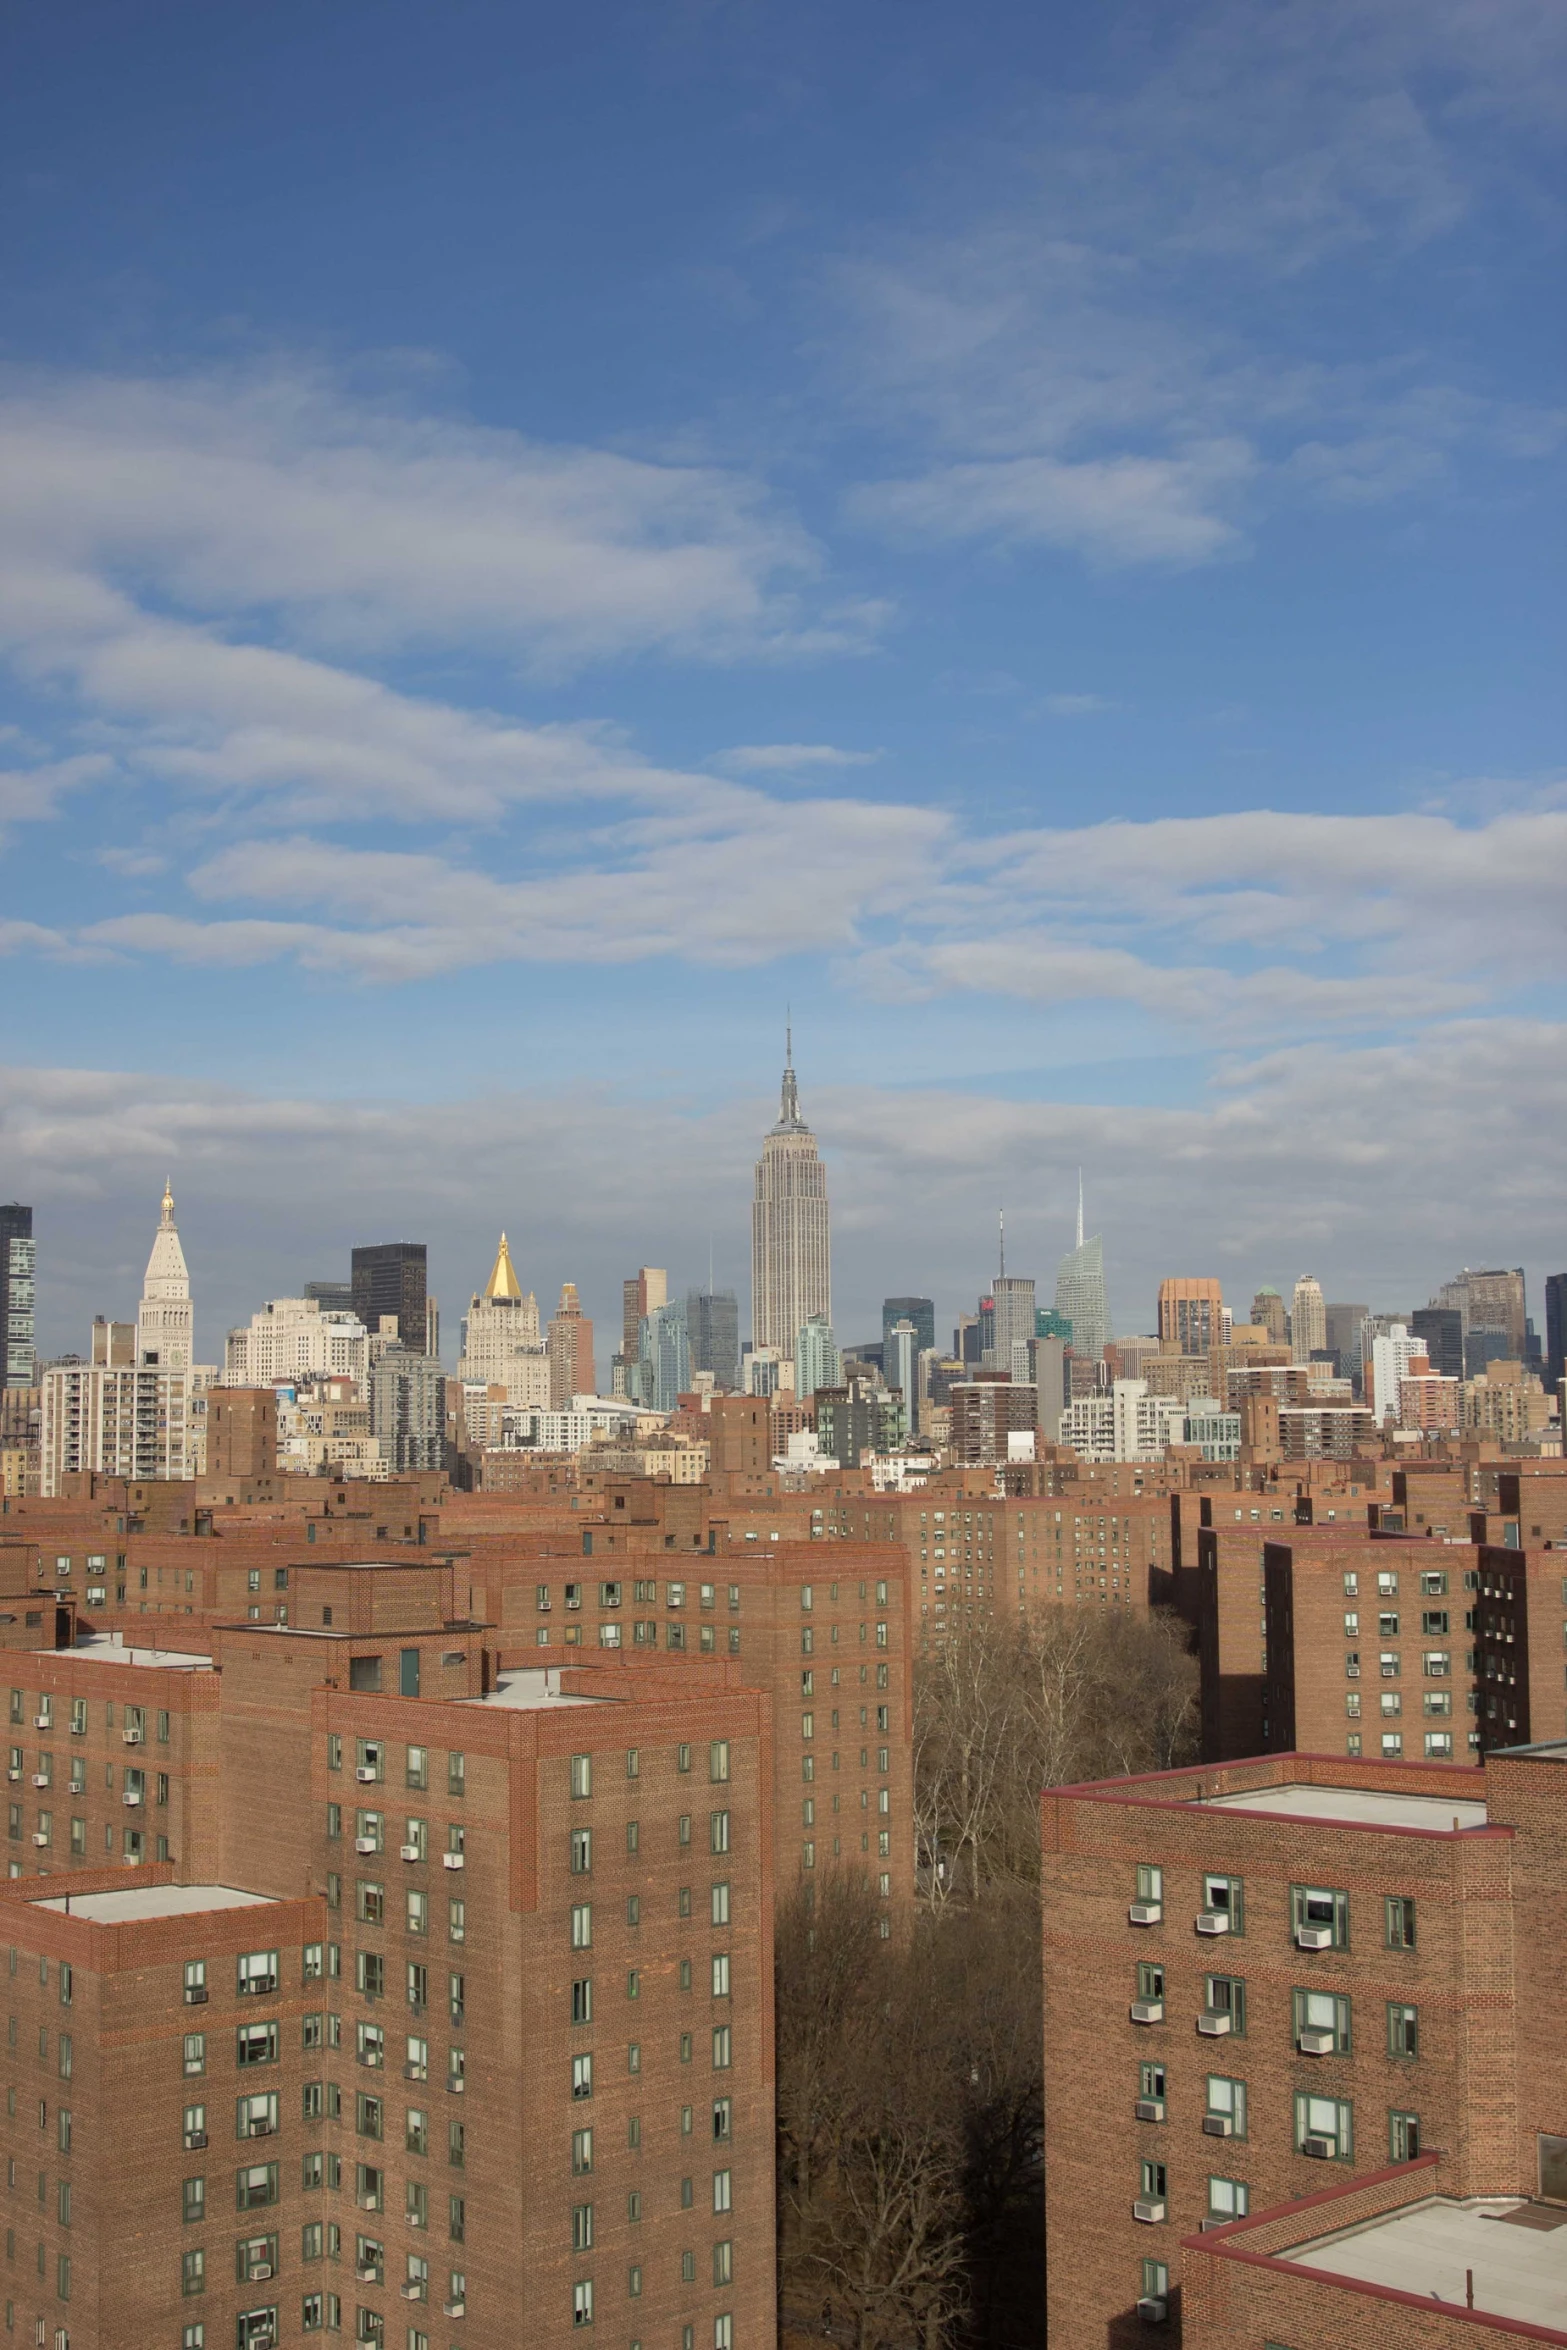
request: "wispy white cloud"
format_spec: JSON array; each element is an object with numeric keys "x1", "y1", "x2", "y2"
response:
[{"x1": 716, "y1": 743, "x2": 883, "y2": 773}]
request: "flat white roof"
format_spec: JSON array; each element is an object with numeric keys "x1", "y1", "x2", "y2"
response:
[
  {"x1": 34, "y1": 1884, "x2": 275, "y2": 1923},
  {"x1": 1196, "y1": 1784, "x2": 1487, "y2": 1833},
  {"x1": 1287, "y1": 2196, "x2": 1567, "y2": 2331},
  {"x1": 56, "y1": 1634, "x2": 213, "y2": 1671},
  {"x1": 461, "y1": 1667, "x2": 601, "y2": 1712}
]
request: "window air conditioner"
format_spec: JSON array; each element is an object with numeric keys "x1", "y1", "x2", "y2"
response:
[
  {"x1": 357, "y1": 2192, "x2": 380, "y2": 2211},
  {"x1": 1137, "y1": 2298, "x2": 1168, "y2": 2324},
  {"x1": 355, "y1": 1836, "x2": 379, "y2": 1854},
  {"x1": 1128, "y1": 1902, "x2": 1162, "y2": 1926},
  {"x1": 122, "y1": 1729, "x2": 143, "y2": 1745},
  {"x1": 400, "y1": 1844, "x2": 421, "y2": 1862},
  {"x1": 185, "y1": 2130, "x2": 208, "y2": 2149},
  {"x1": 1202, "y1": 2114, "x2": 1233, "y2": 2136},
  {"x1": 31, "y1": 1833, "x2": 48, "y2": 1847},
  {"x1": 247, "y1": 2117, "x2": 275, "y2": 2136},
  {"x1": 1297, "y1": 2028, "x2": 1335, "y2": 2055},
  {"x1": 1130, "y1": 2000, "x2": 1164, "y2": 2024},
  {"x1": 1134, "y1": 2097, "x2": 1165, "y2": 2122},
  {"x1": 1301, "y1": 2134, "x2": 1334, "y2": 2159},
  {"x1": 442, "y1": 1852, "x2": 464, "y2": 1870},
  {"x1": 400, "y1": 2283, "x2": 424, "y2": 2300},
  {"x1": 1196, "y1": 2011, "x2": 1232, "y2": 2036},
  {"x1": 1295, "y1": 1926, "x2": 1333, "y2": 1949},
  {"x1": 251, "y1": 2265, "x2": 273, "y2": 2281},
  {"x1": 357, "y1": 2262, "x2": 381, "y2": 2281},
  {"x1": 4, "y1": 1770, "x2": 18, "y2": 1782},
  {"x1": 442, "y1": 2301, "x2": 465, "y2": 2319},
  {"x1": 1195, "y1": 1911, "x2": 1230, "y2": 1935},
  {"x1": 185, "y1": 1986, "x2": 208, "y2": 2004},
  {"x1": 123, "y1": 1791, "x2": 142, "y2": 1806},
  {"x1": 32, "y1": 1716, "x2": 49, "y2": 1729},
  {"x1": 356, "y1": 1767, "x2": 379, "y2": 1783},
  {"x1": 1132, "y1": 2198, "x2": 1167, "y2": 2224}
]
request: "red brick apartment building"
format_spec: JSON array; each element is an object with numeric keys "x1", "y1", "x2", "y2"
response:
[
  {"x1": 1040, "y1": 1742, "x2": 1567, "y2": 2350},
  {"x1": 0, "y1": 1562, "x2": 775, "y2": 2350},
  {"x1": 1262, "y1": 1535, "x2": 1478, "y2": 1768}
]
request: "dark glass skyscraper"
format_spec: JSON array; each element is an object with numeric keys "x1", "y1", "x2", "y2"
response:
[
  {"x1": 686, "y1": 1289, "x2": 741, "y2": 1392},
  {"x1": 0, "y1": 1205, "x2": 35, "y2": 1389},
  {"x1": 351, "y1": 1242, "x2": 429, "y2": 1352},
  {"x1": 1546, "y1": 1274, "x2": 1567, "y2": 1391}
]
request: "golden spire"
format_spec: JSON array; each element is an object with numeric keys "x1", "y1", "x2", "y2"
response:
[
  {"x1": 160, "y1": 1177, "x2": 175, "y2": 1227},
  {"x1": 485, "y1": 1231, "x2": 524, "y2": 1303}
]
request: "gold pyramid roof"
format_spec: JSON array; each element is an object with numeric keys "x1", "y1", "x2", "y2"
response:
[{"x1": 485, "y1": 1232, "x2": 524, "y2": 1303}]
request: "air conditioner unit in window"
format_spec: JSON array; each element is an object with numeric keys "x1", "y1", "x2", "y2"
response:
[
  {"x1": 184, "y1": 1986, "x2": 208, "y2": 2004},
  {"x1": 32, "y1": 1716, "x2": 49, "y2": 1729},
  {"x1": 1297, "y1": 2028, "x2": 1335, "y2": 2055},
  {"x1": 247, "y1": 2117, "x2": 275, "y2": 2136},
  {"x1": 184, "y1": 2130, "x2": 208, "y2": 2149},
  {"x1": 355, "y1": 1767, "x2": 379, "y2": 1783},
  {"x1": 122, "y1": 1791, "x2": 142, "y2": 1806},
  {"x1": 354, "y1": 1836, "x2": 379, "y2": 1854},
  {"x1": 1301, "y1": 2134, "x2": 1334, "y2": 2159},
  {"x1": 1137, "y1": 2296, "x2": 1168, "y2": 2324},
  {"x1": 1197, "y1": 2011, "x2": 1232, "y2": 2036},
  {"x1": 399, "y1": 2283, "x2": 423, "y2": 2300},
  {"x1": 442, "y1": 1852, "x2": 464, "y2": 1870},
  {"x1": 1296, "y1": 1926, "x2": 1333, "y2": 1949},
  {"x1": 1130, "y1": 2000, "x2": 1164, "y2": 2024},
  {"x1": 1128, "y1": 1902, "x2": 1162, "y2": 1925},
  {"x1": 1202, "y1": 2114, "x2": 1234, "y2": 2136},
  {"x1": 122, "y1": 1729, "x2": 143, "y2": 1746},
  {"x1": 1132, "y1": 2198, "x2": 1167, "y2": 2224},
  {"x1": 1134, "y1": 2097, "x2": 1165, "y2": 2122},
  {"x1": 1195, "y1": 1910, "x2": 1230, "y2": 1935},
  {"x1": 4, "y1": 1769, "x2": 18, "y2": 1782},
  {"x1": 357, "y1": 2192, "x2": 380, "y2": 2211},
  {"x1": 250, "y1": 2265, "x2": 274, "y2": 2281},
  {"x1": 442, "y1": 2301, "x2": 465, "y2": 2319},
  {"x1": 31, "y1": 1833, "x2": 48, "y2": 1847},
  {"x1": 400, "y1": 1844, "x2": 421, "y2": 1862},
  {"x1": 29, "y1": 1775, "x2": 49, "y2": 1789},
  {"x1": 356, "y1": 2262, "x2": 381, "y2": 2281}
]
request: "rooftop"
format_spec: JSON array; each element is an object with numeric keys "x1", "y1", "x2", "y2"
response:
[
  {"x1": 1196, "y1": 1783, "x2": 1488, "y2": 1833},
  {"x1": 34, "y1": 1884, "x2": 275, "y2": 1923},
  {"x1": 1285, "y1": 2195, "x2": 1567, "y2": 2334},
  {"x1": 57, "y1": 1632, "x2": 212, "y2": 1671},
  {"x1": 461, "y1": 1666, "x2": 601, "y2": 1711}
]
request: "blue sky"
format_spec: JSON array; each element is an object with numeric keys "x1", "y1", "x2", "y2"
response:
[{"x1": 2, "y1": 0, "x2": 1563, "y2": 1362}]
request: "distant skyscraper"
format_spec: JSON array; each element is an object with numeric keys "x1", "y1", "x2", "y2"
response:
[
  {"x1": 882, "y1": 1297, "x2": 935, "y2": 1359},
  {"x1": 638, "y1": 1300, "x2": 690, "y2": 1413},
  {"x1": 686, "y1": 1289, "x2": 740, "y2": 1393},
  {"x1": 1290, "y1": 1275, "x2": 1327, "y2": 1365},
  {"x1": 458, "y1": 1235, "x2": 546, "y2": 1403},
  {"x1": 750, "y1": 1030, "x2": 831, "y2": 1354},
  {"x1": 992, "y1": 1252, "x2": 1038, "y2": 1376},
  {"x1": 352, "y1": 1242, "x2": 428, "y2": 1352},
  {"x1": 623, "y1": 1269, "x2": 667, "y2": 1363},
  {"x1": 885, "y1": 1319, "x2": 919, "y2": 1434},
  {"x1": 1251, "y1": 1287, "x2": 1287, "y2": 1344},
  {"x1": 1546, "y1": 1274, "x2": 1567, "y2": 1391},
  {"x1": 1053, "y1": 1174, "x2": 1112, "y2": 1364},
  {"x1": 1156, "y1": 1277, "x2": 1223, "y2": 1356},
  {"x1": 0, "y1": 1205, "x2": 35, "y2": 1389},
  {"x1": 1410, "y1": 1306, "x2": 1463, "y2": 1385},
  {"x1": 795, "y1": 1315, "x2": 842, "y2": 1401},
  {"x1": 1324, "y1": 1301, "x2": 1370, "y2": 1379},
  {"x1": 547, "y1": 1283, "x2": 595, "y2": 1406},
  {"x1": 1434, "y1": 1267, "x2": 1528, "y2": 1368},
  {"x1": 303, "y1": 1279, "x2": 354, "y2": 1316},
  {"x1": 138, "y1": 1182, "x2": 193, "y2": 1372}
]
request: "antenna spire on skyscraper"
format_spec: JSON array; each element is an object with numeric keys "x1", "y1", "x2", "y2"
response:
[
  {"x1": 998, "y1": 1207, "x2": 1005, "y2": 1280},
  {"x1": 1076, "y1": 1169, "x2": 1084, "y2": 1252}
]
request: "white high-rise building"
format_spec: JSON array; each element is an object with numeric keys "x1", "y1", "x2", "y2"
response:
[
  {"x1": 796, "y1": 1315, "x2": 843, "y2": 1403},
  {"x1": 1291, "y1": 1274, "x2": 1328, "y2": 1365},
  {"x1": 1053, "y1": 1174, "x2": 1112, "y2": 1365},
  {"x1": 226, "y1": 1297, "x2": 371, "y2": 1386},
  {"x1": 137, "y1": 1181, "x2": 192, "y2": 1372},
  {"x1": 751, "y1": 1032, "x2": 831, "y2": 1355},
  {"x1": 457, "y1": 1234, "x2": 547, "y2": 1405}
]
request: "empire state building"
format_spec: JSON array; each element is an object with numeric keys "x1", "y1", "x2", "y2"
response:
[{"x1": 750, "y1": 1034, "x2": 831, "y2": 1356}]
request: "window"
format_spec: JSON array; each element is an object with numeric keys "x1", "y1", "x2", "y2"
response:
[
  {"x1": 1295, "y1": 2092, "x2": 1353, "y2": 2159},
  {"x1": 182, "y1": 2248, "x2": 206, "y2": 2297},
  {"x1": 1139, "y1": 2158, "x2": 1167, "y2": 2207},
  {"x1": 711, "y1": 1881, "x2": 730, "y2": 1928},
  {"x1": 1135, "y1": 1961, "x2": 1163, "y2": 2005},
  {"x1": 713, "y1": 2098, "x2": 731, "y2": 2142},
  {"x1": 237, "y1": 2164, "x2": 278, "y2": 2210},
  {"x1": 237, "y1": 2021, "x2": 279, "y2": 2067},
  {"x1": 572, "y1": 2202, "x2": 594, "y2": 2251},
  {"x1": 571, "y1": 1904, "x2": 592, "y2": 1951},
  {"x1": 184, "y1": 1960, "x2": 207, "y2": 2004},
  {"x1": 237, "y1": 2091, "x2": 280, "y2": 2138},
  {"x1": 1203, "y1": 1976, "x2": 1246, "y2": 2036},
  {"x1": 183, "y1": 2176, "x2": 206, "y2": 2223},
  {"x1": 710, "y1": 1810, "x2": 730, "y2": 1856},
  {"x1": 1425, "y1": 1731, "x2": 1454, "y2": 1758},
  {"x1": 237, "y1": 1950, "x2": 278, "y2": 1998},
  {"x1": 572, "y1": 2054, "x2": 593, "y2": 2100},
  {"x1": 1142, "y1": 2258, "x2": 1170, "y2": 2304},
  {"x1": 1294, "y1": 1988, "x2": 1352, "y2": 2053},
  {"x1": 711, "y1": 1954, "x2": 730, "y2": 1998},
  {"x1": 570, "y1": 1828, "x2": 592, "y2": 1875},
  {"x1": 1205, "y1": 2076, "x2": 1247, "y2": 2137},
  {"x1": 712, "y1": 2026, "x2": 732, "y2": 2070},
  {"x1": 1387, "y1": 2003, "x2": 1419, "y2": 2059},
  {"x1": 447, "y1": 1753, "x2": 466, "y2": 1797},
  {"x1": 406, "y1": 1746, "x2": 428, "y2": 1791},
  {"x1": 1385, "y1": 1897, "x2": 1417, "y2": 1951},
  {"x1": 571, "y1": 1755, "x2": 592, "y2": 1800},
  {"x1": 1207, "y1": 2176, "x2": 1249, "y2": 2220},
  {"x1": 1389, "y1": 2109, "x2": 1421, "y2": 2161},
  {"x1": 572, "y1": 1978, "x2": 593, "y2": 2026},
  {"x1": 1201, "y1": 1875, "x2": 1244, "y2": 1933},
  {"x1": 572, "y1": 2279, "x2": 594, "y2": 2327},
  {"x1": 709, "y1": 1742, "x2": 730, "y2": 1785},
  {"x1": 184, "y1": 2034, "x2": 207, "y2": 2077},
  {"x1": 1135, "y1": 1864, "x2": 1162, "y2": 1904},
  {"x1": 572, "y1": 2129, "x2": 593, "y2": 2175},
  {"x1": 1291, "y1": 1886, "x2": 1349, "y2": 1948}
]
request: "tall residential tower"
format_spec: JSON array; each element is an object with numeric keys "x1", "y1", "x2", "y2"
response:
[{"x1": 750, "y1": 1032, "x2": 831, "y2": 1355}]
